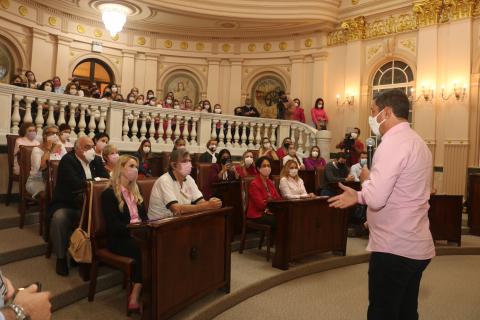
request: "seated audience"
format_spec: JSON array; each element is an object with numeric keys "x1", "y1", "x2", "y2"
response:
[
  {"x1": 213, "y1": 104, "x2": 222, "y2": 114},
  {"x1": 303, "y1": 146, "x2": 326, "y2": 171},
  {"x1": 49, "y1": 136, "x2": 110, "y2": 276},
  {"x1": 206, "y1": 149, "x2": 239, "y2": 199},
  {"x1": 235, "y1": 150, "x2": 257, "y2": 178},
  {"x1": 0, "y1": 273, "x2": 51, "y2": 320},
  {"x1": 148, "y1": 149, "x2": 222, "y2": 220},
  {"x1": 202, "y1": 100, "x2": 212, "y2": 113},
  {"x1": 320, "y1": 152, "x2": 354, "y2": 197},
  {"x1": 198, "y1": 139, "x2": 219, "y2": 163},
  {"x1": 25, "y1": 70, "x2": 39, "y2": 89},
  {"x1": 240, "y1": 98, "x2": 260, "y2": 117},
  {"x1": 350, "y1": 151, "x2": 368, "y2": 182},
  {"x1": 279, "y1": 160, "x2": 314, "y2": 199},
  {"x1": 93, "y1": 132, "x2": 109, "y2": 159},
  {"x1": 26, "y1": 125, "x2": 63, "y2": 199},
  {"x1": 311, "y1": 97, "x2": 328, "y2": 130},
  {"x1": 52, "y1": 76, "x2": 64, "y2": 94},
  {"x1": 13, "y1": 122, "x2": 40, "y2": 175},
  {"x1": 64, "y1": 82, "x2": 78, "y2": 96},
  {"x1": 102, "y1": 144, "x2": 119, "y2": 175},
  {"x1": 126, "y1": 93, "x2": 136, "y2": 104},
  {"x1": 11, "y1": 74, "x2": 27, "y2": 87},
  {"x1": 58, "y1": 124, "x2": 73, "y2": 151},
  {"x1": 101, "y1": 155, "x2": 148, "y2": 313},
  {"x1": 276, "y1": 137, "x2": 292, "y2": 159},
  {"x1": 246, "y1": 156, "x2": 281, "y2": 228},
  {"x1": 258, "y1": 137, "x2": 279, "y2": 160},
  {"x1": 173, "y1": 137, "x2": 187, "y2": 151},
  {"x1": 282, "y1": 144, "x2": 305, "y2": 169},
  {"x1": 133, "y1": 140, "x2": 152, "y2": 178},
  {"x1": 39, "y1": 80, "x2": 54, "y2": 93}
]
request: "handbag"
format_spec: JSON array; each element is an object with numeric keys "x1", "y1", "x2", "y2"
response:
[{"x1": 68, "y1": 181, "x2": 94, "y2": 263}]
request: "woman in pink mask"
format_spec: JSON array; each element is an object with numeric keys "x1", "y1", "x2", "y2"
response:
[
  {"x1": 102, "y1": 144, "x2": 119, "y2": 175},
  {"x1": 13, "y1": 123, "x2": 40, "y2": 175}
]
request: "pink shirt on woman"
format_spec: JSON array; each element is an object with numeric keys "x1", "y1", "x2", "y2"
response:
[
  {"x1": 121, "y1": 186, "x2": 140, "y2": 223},
  {"x1": 357, "y1": 122, "x2": 435, "y2": 260},
  {"x1": 311, "y1": 108, "x2": 328, "y2": 126}
]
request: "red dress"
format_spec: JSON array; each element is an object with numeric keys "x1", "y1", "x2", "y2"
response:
[
  {"x1": 235, "y1": 164, "x2": 257, "y2": 178},
  {"x1": 276, "y1": 148, "x2": 287, "y2": 159},
  {"x1": 246, "y1": 175, "x2": 281, "y2": 219}
]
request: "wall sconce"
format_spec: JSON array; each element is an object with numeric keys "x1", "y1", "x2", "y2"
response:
[
  {"x1": 411, "y1": 85, "x2": 434, "y2": 102},
  {"x1": 336, "y1": 92, "x2": 355, "y2": 106},
  {"x1": 441, "y1": 82, "x2": 467, "y2": 101}
]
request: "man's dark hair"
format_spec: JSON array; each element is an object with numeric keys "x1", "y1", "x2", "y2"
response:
[
  {"x1": 336, "y1": 152, "x2": 347, "y2": 160},
  {"x1": 374, "y1": 89, "x2": 410, "y2": 120},
  {"x1": 354, "y1": 127, "x2": 361, "y2": 136},
  {"x1": 93, "y1": 132, "x2": 110, "y2": 144}
]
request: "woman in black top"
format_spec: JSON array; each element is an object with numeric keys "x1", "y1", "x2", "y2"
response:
[
  {"x1": 101, "y1": 155, "x2": 148, "y2": 313},
  {"x1": 133, "y1": 140, "x2": 152, "y2": 178}
]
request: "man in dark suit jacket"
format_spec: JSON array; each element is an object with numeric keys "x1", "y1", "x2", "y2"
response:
[
  {"x1": 239, "y1": 98, "x2": 260, "y2": 117},
  {"x1": 49, "y1": 136, "x2": 109, "y2": 276},
  {"x1": 198, "y1": 139, "x2": 219, "y2": 163}
]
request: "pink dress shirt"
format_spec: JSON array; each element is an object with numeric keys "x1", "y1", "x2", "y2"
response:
[
  {"x1": 311, "y1": 108, "x2": 328, "y2": 127},
  {"x1": 121, "y1": 186, "x2": 140, "y2": 223},
  {"x1": 357, "y1": 122, "x2": 435, "y2": 260}
]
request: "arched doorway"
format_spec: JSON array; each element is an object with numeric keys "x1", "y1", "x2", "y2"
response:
[
  {"x1": 250, "y1": 75, "x2": 286, "y2": 118},
  {"x1": 163, "y1": 71, "x2": 200, "y2": 104},
  {"x1": 72, "y1": 58, "x2": 114, "y2": 93},
  {"x1": 0, "y1": 42, "x2": 14, "y2": 84}
]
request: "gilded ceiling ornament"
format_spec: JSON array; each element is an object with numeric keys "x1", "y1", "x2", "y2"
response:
[
  {"x1": 164, "y1": 40, "x2": 173, "y2": 48},
  {"x1": 248, "y1": 43, "x2": 256, "y2": 52},
  {"x1": 94, "y1": 29, "x2": 103, "y2": 38},
  {"x1": 18, "y1": 5, "x2": 27, "y2": 16},
  {"x1": 137, "y1": 37, "x2": 146, "y2": 45},
  {"x1": 304, "y1": 38, "x2": 313, "y2": 47},
  {"x1": 196, "y1": 42, "x2": 204, "y2": 51},
  {"x1": 400, "y1": 39, "x2": 416, "y2": 53},
  {"x1": 341, "y1": 16, "x2": 367, "y2": 41},
  {"x1": 48, "y1": 16, "x2": 57, "y2": 26},
  {"x1": 367, "y1": 45, "x2": 382, "y2": 60},
  {"x1": 264, "y1": 42, "x2": 272, "y2": 51},
  {"x1": 77, "y1": 25, "x2": 85, "y2": 33},
  {"x1": 0, "y1": 0, "x2": 10, "y2": 10},
  {"x1": 352, "y1": 0, "x2": 359, "y2": 4},
  {"x1": 279, "y1": 42, "x2": 288, "y2": 50},
  {"x1": 180, "y1": 41, "x2": 188, "y2": 50},
  {"x1": 111, "y1": 34, "x2": 119, "y2": 41},
  {"x1": 222, "y1": 43, "x2": 231, "y2": 52}
]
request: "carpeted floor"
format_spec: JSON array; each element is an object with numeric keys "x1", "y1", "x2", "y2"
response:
[{"x1": 215, "y1": 255, "x2": 480, "y2": 320}]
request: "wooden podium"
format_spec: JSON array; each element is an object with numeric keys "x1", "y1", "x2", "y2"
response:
[
  {"x1": 428, "y1": 194, "x2": 463, "y2": 246},
  {"x1": 268, "y1": 197, "x2": 349, "y2": 270},
  {"x1": 469, "y1": 173, "x2": 480, "y2": 235},
  {"x1": 130, "y1": 207, "x2": 232, "y2": 320},
  {"x1": 213, "y1": 181, "x2": 243, "y2": 239}
]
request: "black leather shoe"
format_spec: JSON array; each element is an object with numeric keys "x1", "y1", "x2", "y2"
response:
[
  {"x1": 56, "y1": 258, "x2": 69, "y2": 276},
  {"x1": 69, "y1": 257, "x2": 79, "y2": 268}
]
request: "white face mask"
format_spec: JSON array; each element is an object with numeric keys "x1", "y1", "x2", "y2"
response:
[
  {"x1": 351, "y1": 132, "x2": 358, "y2": 139},
  {"x1": 174, "y1": 104, "x2": 180, "y2": 109},
  {"x1": 311, "y1": 151, "x2": 319, "y2": 158},
  {"x1": 84, "y1": 148, "x2": 96, "y2": 163},
  {"x1": 70, "y1": 89, "x2": 77, "y2": 95},
  {"x1": 46, "y1": 134, "x2": 59, "y2": 143},
  {"x1": 143, "y1": 146, "x2": 151, "y2": 153},
  {"x1": 317, "y1": 103, "x2": 323, "y2": 108},
  {"x1": 289, "y1": 168, "x2": 298, "y2": 177},
  {"x1": 244, "y1": 157, "x2": 254, "y2": 166},
  {"x1": 112, "y1": 87, "x2": 118, "y2": 93},
  {"x1": 44, "y1": 85, "x2": 52, "y2": 92},
  {"x1": 214, "y1": 109, "x2": 221, "y2": 114},
  {"x1": 149, "y1": 100, "x2": 156, "y2": 106},
  {"x1": 264, "y1": 142, "x2": 271, "y2": 149},
  {"x1": 360, "y1": 158, "x2": 367, "y2": 166},
  {"x1": 77, "y1": 90, "x2": 84, "y2": 97},
  {"x1": 204, "y1": 104, "x2": 210, "y2": 109},
  {"x1": 129, "y1": 97, "x2": 135, "y2": 102},
  {"x1": 148, "y1": 94, "x2": 153, "y2": 98},
  {"x1": 294, "y1": 103, "x2": 299, "y2": 107},
  {"x1": 137, "y1": 100, "x2": 144, "y2": 104},
  {"x1": 368, "y1": 109, "x2": 386, "y2": 136},
  {"x1": 166, "y1": 99, "x2": 172, "y2": 104}
]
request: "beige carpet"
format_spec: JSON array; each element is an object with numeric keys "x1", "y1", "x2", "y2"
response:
[{"x1": 215, "y1": 255, "x2": 480, "y2": 320}]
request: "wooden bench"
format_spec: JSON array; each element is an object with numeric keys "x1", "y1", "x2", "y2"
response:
[{"x1": 429, "y1": 194, "x2": 463, "y2": 246}]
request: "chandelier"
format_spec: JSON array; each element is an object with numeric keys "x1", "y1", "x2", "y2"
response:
[{"x1": 99, "y1": 3, "x2": 131, "y2": 37}]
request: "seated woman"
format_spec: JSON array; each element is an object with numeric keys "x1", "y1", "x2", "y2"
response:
[
  {"x1": 102, "y1": 144, "x2": 119, "y2": 175},
  {"x1": 93, "y1": 132, "x2": 110, "y2": 160},
  {"x1": 235, "y1": 150, "x2": 257, "y2": 178},
  {"x1": 282, "y1": 144, "x2": 305, "y2": 170},
  {"x1": 133, "y1": 140, "x2": 152, "y2": 178},
  {"x1": 206, "y1": 149, "x2": 239, "y2": 199},
  {"x1": 246, "y1": 157, "x2": 281, "y2": 228},
  {"x1": 279, "y1": 160, "x2": 315, "y2": 199},
  {"x1": 58, "y1": 124, "x2": 74, "y2": 153},
  {"x1": 258, "y1": 137, "x2": 279, "y2": 160},
  {"x1": 303, "y1": 146, "x2": 326, "y2": 171},
  {"x1": 276, "y1": 137, "x2": 292, "y2": 160},
  {"x1": 14, "y1": 122, "x2": 40, "y2": 175},
  {"x1": 148, "y1": 149, "x2": 222, "y2": 220},
  {"x1": 173, "y1": 137, "x2": 186, "y2": 151},
  {"x1": 101, "y1": 155, "x2": 148, "y2": 314},
  {"x1": 198, "y1": 139, "x2": 219, "y2": 163},
  {"x1": 26, "y1": 125, "x2": 62, "y2": 199}
]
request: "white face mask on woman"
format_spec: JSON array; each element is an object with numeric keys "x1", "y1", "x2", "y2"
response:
[
  {"x1": 289, "y1": 168, "x2": 298, "y2": 177},
  {"x1": 244, "y1": 157, "x2": 254, "y2": 167}
]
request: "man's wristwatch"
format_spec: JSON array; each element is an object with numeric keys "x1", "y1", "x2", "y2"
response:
[{"x1": 8, "y1": 304, "x2": 30, "y2": 320}]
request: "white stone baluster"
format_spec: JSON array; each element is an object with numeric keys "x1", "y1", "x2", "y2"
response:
[
  {"x1": 46, "y1": 100, "x2": 56, "y2": 126},
  {"x1": 131, "y1": 111, "x2": 139, "y2": 142},
  {"x1": 247, "y1": 122, "x2": 254, "y2": 148},
  {"x1": 88, "y1": 105, "x2": 97, "y2": 138},
  {"x1": 226, "y1": 121, "x2": 233, "y2": 148},
  {"x1": 57, "y1": 101, "x2": 67, "y2": 126},
  {"x1": 98, "y1": 106, "x2": 106, "y2": 133},
  {"x1": 211, "y1": 118, "x2": 218, "y2": 141},
  {"x1": 35, "y1": 98, "x2": 45, "y2": 136},
  {"x1": 290, "y1": 126, "x2": 297, "y2": 145},
  {"x1": 165, "y1": 115, "x2": 173, "y2": 144},
  {"x1": 173, "y1": 115, "x2": 181, "y2": 141},
  {"x1": 240, "y1": 122, "x2": 247, "y2": 148},
  {"x1": 68, "y1": 103, "x2": 78, "y2": 138},
  {"x1": 233, "y1": 121, "x2": 240, "y2": 148},
  {"x1": 158, "y1": 114, "x2": 165, "y2": 143},
  {"x1": 263, "y1": 123, "x2": 269, "y2": 140},
  {"x1": 23, "y1": 96, "x2": 33, "y2": 124},
  {"x1": 297, "y1": 127, "x2": 304, "y2": 153},
  {"x1": 140, "y1": 112, "x2": 147, "y2": 141},
  {"x1": 218, "y1": 120, "x2": 226, "y2": 147},
  {"x1": 149, "y1": 112, "x2": 156, "y2": 143},
  {"x1": 190, "y1": 117, "x2": 198, "y2": 146},
  {"x1": 11, "y1": 95, "x2": 21, "y2": 133},
  {"x1": 271, "y1": 124, "x2": 278, "y2": 147},
  {"x1": 122, "y1": 110, "x2": 130, "y2": 141},
  {"x1": 254, "y1": 122, "x2": 262, "y2": 148},
  {"x1": 304, "y1": 132, "x2": 312, "y2": 153},
  {"x1": 78, "y1": 104, "x2": 87, "y2": 137}
]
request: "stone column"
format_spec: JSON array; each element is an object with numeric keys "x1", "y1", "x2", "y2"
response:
[
  {"x1": 206, "y1": 57, "x2": 221, "y2": 102},
  {"x1": 121, "y1": 50, "x2": 136, "y2": 94},
  {"x1": 290, "y1": 55, "x2": 305, "y2": 98},
  {"x1": 55, "y1": 35, "x2": 73, "y2": 82},
  {"x1": 229, "y1": 58, "x2": 243, "y2": 111},
  {"x1": 145, "y1": 54, "x2": 159, "y2": 93}
]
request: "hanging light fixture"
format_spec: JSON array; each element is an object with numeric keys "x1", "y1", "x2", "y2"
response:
[{"x1": 99, "y1": 3, "x2": 131, "y2": 37}]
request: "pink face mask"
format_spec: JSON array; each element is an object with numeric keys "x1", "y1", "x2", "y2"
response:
[
  {"x1": 178, "y1": 162, "x2": 192, "y2": 177},
  {"x1": 259, "y1": 167, "x2": 271, "y2": 177},
  {"x1": 96, "y1": 141, "x2": 107, "y2": 152},
  {"x1": 123, "y1": 167, "x2": 138, "y2": 182},
  {"x1": 108, "y1": 153, "x2": 119, "y2": 164}
]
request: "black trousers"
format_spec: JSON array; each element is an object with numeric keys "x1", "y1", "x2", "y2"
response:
[
  {"x1": 368, "y1": 252, "x2": 431, "y2": 320},
  {"x1": 109, "y1": 238, "x2": 142, "y2": 284}
]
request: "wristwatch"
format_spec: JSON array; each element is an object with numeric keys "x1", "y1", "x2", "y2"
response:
[{"x1": 8, "y1": 304, "x2": 30, "y2": 320}]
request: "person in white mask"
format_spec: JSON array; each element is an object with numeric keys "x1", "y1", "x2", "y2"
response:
[
  {"x1": 258, "y1": 137, "x2": 279, "y2": 160},
  {"x1": 13, "y1": 123, "x2": 40, "y2": 175},
  {"x1": 49, "y1": 136, "x2": 110, "y2": 276},
  {"x1": 279, "y1": 160, "x2": 315, "y2": 199},
  {"x1": 102, "y1": 144, "x2": 119, "y2": 175},
  {"x1": 148, "y1": 149, "x2": 222, "y2": 220},
  {"x1": 350, "y1": 151, "x2": 368, "y2": 182},
  {"x1": 199, "y1": 139, "x2": 219, "y2": 163},
  {"x1": 235, "y1": 151, "x2": 257, "y2": 178},
  {"x1": 93, "y1": 132, "x2": 110, "y2": 159},
  {"x1": 134, "y1": 140, "x2": 153, "y2": 178},
  {"x1": 304, "y1": 145, "x2": 326, "y2": 171},
  {"x1": 336, "y1": 127, "x2": 365, "y2": 167}
]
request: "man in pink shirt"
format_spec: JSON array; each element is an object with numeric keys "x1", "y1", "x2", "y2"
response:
[{"x1": 329, "y1": 90, "x2": 434, "y2": 320}]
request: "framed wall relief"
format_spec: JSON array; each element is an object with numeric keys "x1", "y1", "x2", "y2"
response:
[
  {"x1": 250, "y1": 76, "x2": 286, "y2": 118},
  {"x1": 0, "y1": 42, "x2": 13, "y2": 83},
  {"x1": 163, "y1": 72, "x2": 200, "y2": 104}
]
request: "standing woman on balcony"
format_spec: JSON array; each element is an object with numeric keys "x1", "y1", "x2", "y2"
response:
[
  {"x1": 291, "y1": 98, "x2": 306, "y2": 123},
  {"x1": 52, "y1": 76, "x2": 64, "y2": 94},
  {"x1": 25, "y1": 70, "x2": 40, "y2": 89},
  {"x1": 13, "y1": 123, "x2": 40, "y2": 175},
  {"x1": 126, "y1": 93, "x2": 136, "y2": 104},
  {"x1": 133, "y1": 140, "x2": 152, "y2": 178},
  {"x1": 146, "y1": 90, "x2": 155, "y2": 104},
  {"x1": 202, "y1": 100, "x2": 212, "y2": 113},
  {"x1": 258, "y1": 137, "x2": 279, "y2": 160},
  {"x1": 135, "y1": 95, "x2": 145, "y2": 105},
  {"x1": 65, "y1": 82, "x2": 78, "y2": 96},
  {"x1": 110, "y1": 84, "x2": 120, "y2": 100},
  {"x1": 311, "y1": 98, "x2": 329, "y2": 130}
]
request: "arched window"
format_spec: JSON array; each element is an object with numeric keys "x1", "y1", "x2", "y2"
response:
[
  {"x1": 72, "y1": 58, "x2": 114, "y2": 92},
  {"x1": 0, "y1": 42, "x2": 13, "y2": 84},
  {"x1": 372, "y1": 60, "x2": 414, "y2": 124}
]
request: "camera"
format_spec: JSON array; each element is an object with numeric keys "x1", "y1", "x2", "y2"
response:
[{"x1": 343, "y1": 133, "x2": 355, "y2": 157}]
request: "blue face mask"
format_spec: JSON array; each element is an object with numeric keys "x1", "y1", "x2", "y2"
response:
[{"x1": 360, "y1": 158, "x2": 367, "y2": 166}]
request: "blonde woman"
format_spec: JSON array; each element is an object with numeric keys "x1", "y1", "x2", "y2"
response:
[
  {"x1": 102, "y1": 144, "x2": 119, "y2": 175},
  {"x1": 258, "y1": 137, "x2": 279, "y2": 160},
  {"x1": 101, "y1": 155, "x2": 147, "y2": 314},
  {"x1": 235, "y1": 150, "x2": 258, "y2": 178},
  {"x1": 279, "y1": 160, "x2": 315, "y2": 199}
]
